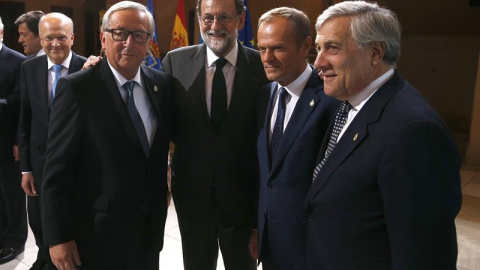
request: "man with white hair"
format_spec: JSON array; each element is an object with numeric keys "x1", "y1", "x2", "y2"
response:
[
  {"x1": 305, "y1": 1, "x2": 462, "y2": 269},
  {"x1": 41, "y1": 2, "x2": 174, "y2": 269},
  {"x1": 18, "y1": 12, "x2": 86, "y2": 270},
  {"x1": 0, "y1": 15, "x2": 27, "y2": 265}
]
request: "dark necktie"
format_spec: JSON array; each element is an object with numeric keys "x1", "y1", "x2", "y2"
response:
[
  {"x1": 51, "y1": 64, "x2": 62, "y2": 106},
  {"x1": 312, "y1": 101, "x2": 352, "y2": 183},
  {"x1": 123, "y1": 81, "x2": 150, "y2": 157},
  {"x1": 270, "y1": 87, "x2": 289, "y2": 164},
  {"x1": 211, "y1": 58, "x2": 228, "y2": 132}
]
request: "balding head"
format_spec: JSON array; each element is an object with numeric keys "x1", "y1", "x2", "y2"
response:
[{"x1": 39, "y1": 13, "x2": 75, "y2": 64}]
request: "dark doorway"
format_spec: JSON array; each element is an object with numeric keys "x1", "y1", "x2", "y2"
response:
[{"x1": 0, "y1": 1, "x2": 25, "y2": 54}]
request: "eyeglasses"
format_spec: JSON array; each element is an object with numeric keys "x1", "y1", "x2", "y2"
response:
[
  {"x1": 105, "y1": 28, "x2": 151, "y2": 43},
  {"x1": 42, "y1": 36, "x2": 70, "y2": 43},
  {"x1": 200, "y1": 14, "x2": 238, "y2": 24}
]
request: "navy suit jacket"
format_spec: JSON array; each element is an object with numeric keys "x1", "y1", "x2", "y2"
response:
[
  {"x1": 256, "y1": 67, "x2": 339, "y2": 269},
  {"x1": 304, "y1": 72, "x2": 462, "y2": 270},
  {"x1": 18, "y1": 53, "x2": 86, "y2": 189},
  {"x1": 41, "y1": 58, "x2": 174, "y2": 261},
  {"x1": 0, "y1": 45, "x2": 26, "y2": 163}
]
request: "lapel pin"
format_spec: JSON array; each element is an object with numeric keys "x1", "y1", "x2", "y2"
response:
[
  {"x1": 353, "y1": 133, "x2": 358, "y2": 141},
  {"x1": 154, "y1": 85, "x2": 158, "y2": 92},
  {"x1": 310, "y1": 99, "x2": 314, "y2": 107}
]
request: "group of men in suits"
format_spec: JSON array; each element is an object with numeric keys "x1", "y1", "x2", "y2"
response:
[{"x1": 1, "y1": 0, "x2": 463, "y2": 269}]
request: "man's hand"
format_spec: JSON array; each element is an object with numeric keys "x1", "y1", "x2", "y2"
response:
[
  {"x1": 21, "y1": 173, "x2": 38, "y2": 196},
  {"x1": 50, "y1": 240, "x2": 82, "y2": 270},
  {"x1": 13, "y1": 145, "x2": 19, "y2": 161},
  {"x1": 82, "y1": 55, "x2": 102, "y2": 70},
  {"x1": 249, "y1": 229, "x2": 258, "y2": 259}
]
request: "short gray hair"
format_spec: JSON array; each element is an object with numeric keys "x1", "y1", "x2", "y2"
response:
[
  {"x1": 258, "y1": 7, "x2": 311, "y2": 46},
  {"x1": 101, "y1": 1, "x2": 154, "y2": 33},
  {"x1": 316, "y1": 1, "x2": 401, "y2": 65},
  {"x1": 196, "y1": 0, "x2": 245, "y2": 16}
]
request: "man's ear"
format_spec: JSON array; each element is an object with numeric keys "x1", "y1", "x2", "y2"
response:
[{"x1": 370, "y1": 41, "x2": 385, "y2": 66}]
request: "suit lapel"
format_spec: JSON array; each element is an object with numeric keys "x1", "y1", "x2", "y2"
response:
[
  {"x1": 305, "y1": 72, "x2": 405, "y2": 204},
  {"x1": 38, "y1": 56, "x2": 49, "y2": 118},
  {"x1": 270, "y1": 69, "x2": 324, "y2": 174},
  {"x1": 97, "y1": 58, "x2": 145, "y2": 155},
  {"x1": 141, "y1": 65, "x2": 164, "y2": 156},
  {"x1": 187, "y1": 45, "x2": 212, "y2": 129},
  {"x1": 68, "y1": 53, "x2": 84, "y2": 73},
  {"x1": 258, "y1": 83, "x2": 277, "y2": 170}
]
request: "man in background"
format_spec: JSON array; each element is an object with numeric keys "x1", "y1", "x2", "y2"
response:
[
  {"x1": 254, "y1": 7, "x2": 338, "y2": 270},
  {"x1": 18, "y1": 12, "x2": 86, "y2": 270},
  {"x1": 162, "y1": 0, "x2": 268, "y2": 269},
  {"x1": 0, "y1": 15, "x2": 27, "y2": 265},
  {"x1": 15, "y1": 11, "x2": 45, "y2": 57}
]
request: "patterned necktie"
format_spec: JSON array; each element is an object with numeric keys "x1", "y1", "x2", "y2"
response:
[
  {"x1": 312, "y1": 101, "x2": 352, "y2": 183},
  {"x1": 211, "y1": 58, "x2": 228, "y2": 132},
  {"x1": 51, "y1": 64, "x2": 62, "y2": 106},
  {"x1": 123, "y1": 81, "x2": 150, "y2": 157},
  {"x1": 270, "y1": 87, "x2": 289, "y2": 164}
]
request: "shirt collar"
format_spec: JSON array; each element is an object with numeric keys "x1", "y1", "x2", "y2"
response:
[
  {"x1": 107, "y1": 59, "x2": 143, "y2": 89},
  {"x1": 277, "y1": 63, "x2": 311, "y2": 98},
  {"x1": 36, "y1": 49, "x2": 46, "y2": 57},
  {"x1": 47, "y1": 51, "x2": 73, "y2": 70},
  {"x1": 206, "y1": 41, "x2": 238, "y2": 68},
  {"x1": 0, "y1": 43, "x2": 3, "y2": 51},
  {"x1": 348, "y1": 68, "x2": 395, "y2": 110}
]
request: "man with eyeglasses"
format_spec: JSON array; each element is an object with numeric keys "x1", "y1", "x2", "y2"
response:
[
  {"x1": 18, "y1": 12, "x2": 86, "y2": 270},
  {"x1": 41, "y1": 1, "x2": 173, "y2": 270},
  {"x1": 161, "y1": 0, "x2": 268, "y2": 269}
]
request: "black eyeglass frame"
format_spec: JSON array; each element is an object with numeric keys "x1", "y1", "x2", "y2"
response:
[{"x1": 105, "y1": 28, "x2": 152, "y2": 43}]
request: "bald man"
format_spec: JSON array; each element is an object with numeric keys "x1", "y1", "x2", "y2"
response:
[{"x1": 18, "y1": 12, "x2": 86, "y2": 270}]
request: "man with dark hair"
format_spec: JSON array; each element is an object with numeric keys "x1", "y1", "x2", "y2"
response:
[
  {"x1": 162, "y1": 0, "x2": 268, "y2": 269},
  {"x1": 0, "y1": 15, "x2": 28, "y2": 265},
  {"x1": 18, "y1": 12, "x2": 86, "y2": 270},
  {"x1": 15, "y1": 11, "x2": 45, "y2": 57}
]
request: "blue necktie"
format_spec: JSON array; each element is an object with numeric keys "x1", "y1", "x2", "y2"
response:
[
  {"x1": 211, "y1": 58, "x2": 228, "y2": 132},
  {"x1": 312, "y1": 101, "x2": 352, "y2": 183},
  {"x1": 270, "y1": 87, "x2": 289, "y2": 164},
  {"x1": 51, "y1": 64, "x2": 62, "y2": 106},
  {"x1": 123, "y1": 81, "x2": 150, "y2": 157}
]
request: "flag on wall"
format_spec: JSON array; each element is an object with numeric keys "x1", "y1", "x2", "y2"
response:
[
  {"x1": 238, "y1": 0, "x2": 254, "y2": 48},
  {"x1": 170, "y1": 0, "x2": 189, "y2": 50},
  {"x1": 145, "y1": 0, "x2": 161, "y2": 69}
]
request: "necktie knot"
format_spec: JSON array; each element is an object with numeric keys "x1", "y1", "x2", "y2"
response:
[
  {"x1": 215, "y1": 58, "x2": 228, "y2": 70},
  {"x1": 340, "y1": 100, "x2": 352, "y2": 114},
  {"x1": 278, "y1": 87, "x2": 289, "y2": 103},
  {"x1": 53, "y1": 64, "x2": 62, "y2": 73},
  {"x1": 124, "y1": 81, "x2": 136, "y2": 93}
]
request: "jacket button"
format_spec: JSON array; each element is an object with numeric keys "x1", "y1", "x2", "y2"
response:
[{"x1": 308, "y1": 216, "x2": 313, "y2": 221}]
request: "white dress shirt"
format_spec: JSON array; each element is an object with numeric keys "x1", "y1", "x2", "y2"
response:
[
  {"x1": 107, "y1": 60, "x2": 157, "y2": 146},
  {"x1": 337, "y1": 68, "x2": 395, "y2": 142},
  {"x1": 269, "y1": 64, "x2": 311, "y2": 141},
  {"x1": 205, "y1": 42, "x2": 238, "y2": 116}
]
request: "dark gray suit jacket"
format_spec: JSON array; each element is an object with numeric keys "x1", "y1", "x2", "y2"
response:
[{"x1": 162, "y1": 43, "x2": 268, "y2": 230}]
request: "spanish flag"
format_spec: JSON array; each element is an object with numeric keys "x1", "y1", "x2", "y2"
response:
[{"x1": 170, "y1": 0, "x2": 189, "y2": 50}]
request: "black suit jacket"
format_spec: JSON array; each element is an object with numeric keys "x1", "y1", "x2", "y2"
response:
[
  {"x1": 18, "y1": 53, "x2": 86, "y2": 188},
  {"x1": 41, "y1": 58, "x2": 174, "y2": 261},
  {"x1": 162, "y1": 43, "x2": 268, "y2": 229},
  {"x1": 256, "y1": 68, "x2": 339, "y2": 269},
  {"x1": 0, "y1": 45, "x2": 26, "y2": 163},
  {"x1": 304, "y1": 72, "x2": 462, "y2": 270}
]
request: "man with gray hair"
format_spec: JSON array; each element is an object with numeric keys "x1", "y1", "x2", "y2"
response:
[
  {"x1": 0, "y1": 15, "x2": 28, "y2": 265},
  {"x1": 18, "y1": 12, "x2": 86, "y2": 270},
  {"x1": 15, "y1": 11, "x2": 45, "y2": 57},
  {"x1": 162, "y1": 0, "x2": 267, "y2": 269},
  {"x1": 255, "y1": 7, "x2": 338, "y2": 270},
  {"x1": 41, "y1": 1, "x2": 173, "y2": 269},
  {"x1": 305, "y1": 1, "x2": 462, "y2": 269}
]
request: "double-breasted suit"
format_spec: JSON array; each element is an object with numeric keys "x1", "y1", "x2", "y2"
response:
[
  {"x1": 304, "y1": 72, "x2": 462, "y2": 269},
  {"x1": 41, "y1": 58, "x2": 174, "y2": 264},
  {"x1": 162, "y1": 42, "x2": 268, "y2": 268},
  {"x1": 0, "y1": 44, "x2": 27, "y2": 249},
  {"x1": 17, "y1": 52, "x2": 86, "y2": 264},
  {"x1": 256, "y1": 68, "x2": 339, "y2": 270}
]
